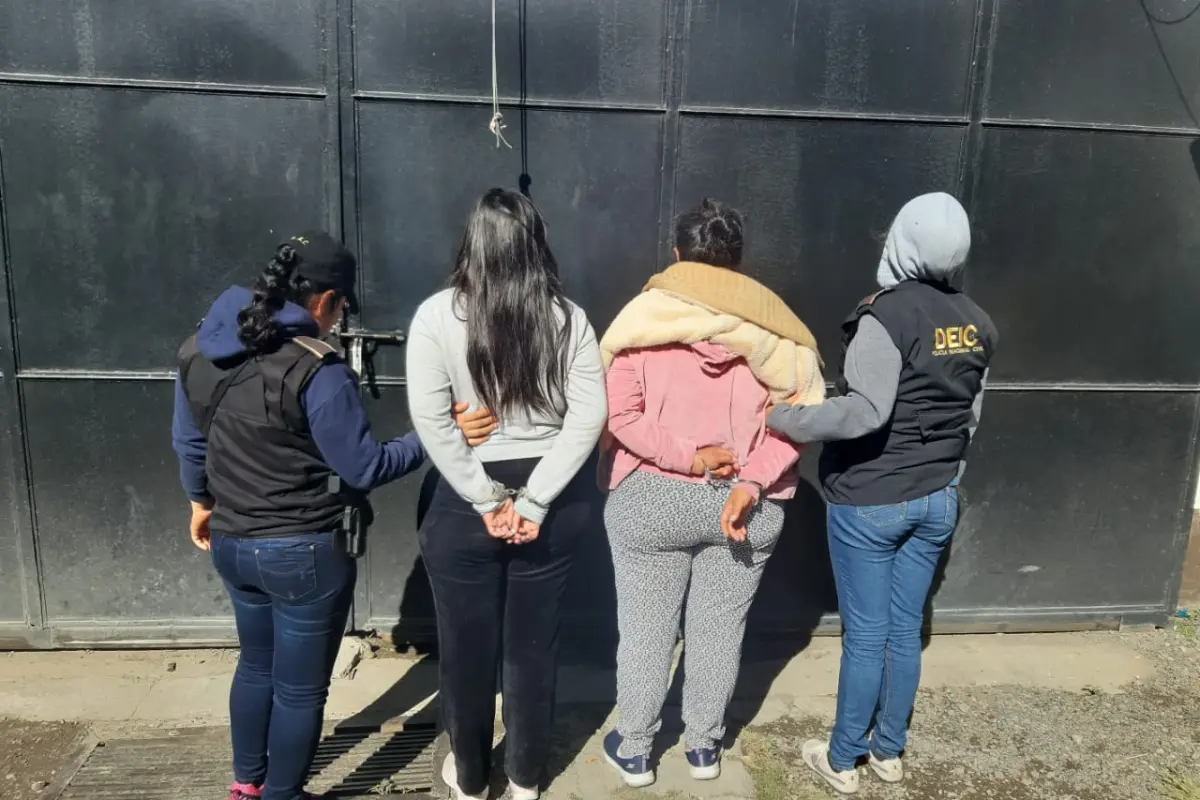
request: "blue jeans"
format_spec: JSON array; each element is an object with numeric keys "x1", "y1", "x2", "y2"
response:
[
  {"x1": 826, "y1": 486, "x2": 958, "y2": 771},
  {"x1": 210, "y1": 532, "x2": 356, "y2": 800}
]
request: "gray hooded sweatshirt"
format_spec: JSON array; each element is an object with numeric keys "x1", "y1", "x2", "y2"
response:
[{"x1": 767, "y1": 193, "x2": 987, "y2": 474}]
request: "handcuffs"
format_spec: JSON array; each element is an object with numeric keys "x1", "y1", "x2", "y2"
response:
[
  {"x1": 704, "y1": 470, "x2": 764, "y2": 502},
  {"x1": 482, "y1": 481, "x2": 548, "y2": 540}
]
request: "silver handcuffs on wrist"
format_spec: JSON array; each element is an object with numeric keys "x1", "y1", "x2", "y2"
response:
[
  {"x1": 483, "y1": 482, "x2": 546, "y2": 538},
  {"x1": 703, "y1": 472, "x2": 763, "y2": 499}
]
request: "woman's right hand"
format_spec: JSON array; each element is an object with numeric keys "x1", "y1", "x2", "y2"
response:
[
  {"x1": 509, "y1": 517, "x2": 541, "y2": 545},
  {"x1": 692, "y1": 446, "x2": 738, "y2": 479}
]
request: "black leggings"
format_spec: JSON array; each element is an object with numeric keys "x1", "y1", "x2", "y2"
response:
[{"x1": 419, "y1": 458, "x2": 591, "y2": 794}]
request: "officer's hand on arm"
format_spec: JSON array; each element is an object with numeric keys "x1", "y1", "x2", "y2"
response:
[
  {"x1": 189, "y1": 499, "x2": 214, "y2": 552},
  {"x1": 766, "y1": 391, "x2": 806, "y2": 419},
  {"x1": 453, "y1": 402, "x2": 498, "y2": 447}
]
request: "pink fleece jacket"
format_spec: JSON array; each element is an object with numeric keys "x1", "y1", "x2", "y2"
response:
[{"x1": 602, "y1": 342, "x2": 805, "y2": 500}]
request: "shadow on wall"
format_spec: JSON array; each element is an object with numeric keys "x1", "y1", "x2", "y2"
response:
[
  {"x1": 141, "y1": 0, "x2": 316, "y2": 85},
  {"x1": 1142, "y1": 1, "x2": 1200, "y2": 179},
  {"x1": 0, "y1": 0, "x2": 333, "y2": 621}
]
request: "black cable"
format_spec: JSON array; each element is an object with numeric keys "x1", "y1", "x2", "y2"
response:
[
  {"x1": 518, "y1": 0, "x2": 532, "y2": 197},
  {"x1": 1140, "y1": 0, "x2": 1200, "y2": 25},
  {"x1": 1139, "y1": 0, "x2": 1200, "y2": 127}
]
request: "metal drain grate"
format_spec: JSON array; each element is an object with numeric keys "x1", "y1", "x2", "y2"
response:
[
  {"x1": 59, "y1": 725, "x2": 436, "y2": 798},
  {"x1": 309, "y1": 727, "x2": 437, "y2": 796}
]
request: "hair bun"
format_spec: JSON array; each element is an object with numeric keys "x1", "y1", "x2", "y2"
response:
[
  {"x1": 704, "y1": 216, "x2": 730, "y2": 240},
  {"x1": 674, "y1": 197, "x2": 745, "y2": 270},
  {"x1": 275, "y1": 243, "x2": 299, "y2": 266}
]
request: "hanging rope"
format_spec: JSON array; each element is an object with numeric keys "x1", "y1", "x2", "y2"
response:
[{"x1": 488, "y1": 0, "x2": 512, "y2": 149}]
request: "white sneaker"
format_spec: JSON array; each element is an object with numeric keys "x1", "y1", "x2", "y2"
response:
[
  {"x1": 868, "y1": 751, "x2": 904, "y2": 783},
  {"x1": 441, "y1": 753, "x2": 487, "y2": 800},
  {"x1": 801, "y1": 740, "x2": 859, "y2": 795},
  {"x1": 508, "y1": 780, "x2": 539, "y2": 800}
]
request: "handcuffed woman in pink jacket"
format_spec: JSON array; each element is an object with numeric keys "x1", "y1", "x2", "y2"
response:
[{"x1": 597, "y1": 199, "x2": 825, "y2": 787}]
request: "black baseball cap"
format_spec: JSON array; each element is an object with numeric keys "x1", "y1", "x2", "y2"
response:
[{"x1": 287, "y1": 231, "x2": 358, "y2": 314}]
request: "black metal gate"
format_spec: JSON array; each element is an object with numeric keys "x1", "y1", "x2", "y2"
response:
[{"x1": 0, "y1": 0, "x2": 1197, "y2": 648}]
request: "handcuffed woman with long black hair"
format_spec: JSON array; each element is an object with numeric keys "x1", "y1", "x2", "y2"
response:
[{"x1": 406, "y1": 189, "x2": 607, "y2": 800}]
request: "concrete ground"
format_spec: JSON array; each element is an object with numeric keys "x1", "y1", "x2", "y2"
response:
[{"x1": 0, "y1": 627, "x2": 1193, "y2": 799}]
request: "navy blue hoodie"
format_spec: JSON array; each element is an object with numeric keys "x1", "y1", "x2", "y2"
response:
[{"x1": 171, "y1": 286, "x2": 425, "y2": 503}]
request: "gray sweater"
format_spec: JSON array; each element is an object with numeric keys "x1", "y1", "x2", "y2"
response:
[
  {"x1": 767, "y1": 192, "x2": 987, "y2": 477},
  {"x1": 405, "y1": 288, "x2": 607, "y2": 523}
]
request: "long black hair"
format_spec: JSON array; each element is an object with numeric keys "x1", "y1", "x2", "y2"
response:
[
  {"x1": 674, "y1": 197, "x2": 745, "y2": 269},
  {"x1": 451, "y1": 188, "x2": 572, "y2": 417},
  {"x1": 236, "y1": 244, "x2": 344, "y2": 356}
]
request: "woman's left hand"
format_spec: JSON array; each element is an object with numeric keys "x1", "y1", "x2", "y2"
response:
[{"x1": 720, "y1": 486, "x2": 757, "y2": 543}]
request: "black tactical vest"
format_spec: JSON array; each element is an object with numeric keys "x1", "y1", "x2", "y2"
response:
[
  {"x1": 819, "y1": 280, "x2": 998, "y2": 506},
  {"x1": 178, "y1": 335, "x2": 345, "y2": 538}
]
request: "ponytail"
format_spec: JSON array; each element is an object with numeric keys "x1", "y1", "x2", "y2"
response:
[{"x1": 237, "y1": 244, "x2": 301, "y2": 355}]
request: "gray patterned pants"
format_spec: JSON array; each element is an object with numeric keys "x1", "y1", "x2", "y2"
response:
[{"x1": 605, "y1": 470, "x2": 785, "y2": 756}]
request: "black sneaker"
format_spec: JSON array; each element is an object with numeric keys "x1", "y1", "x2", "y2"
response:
[
  {"x1": 685, "y1": 745, "x2": 721, "y2": 780},
  {"x1": 602, "y1": 729, "x2": 655, "y2": 788}
]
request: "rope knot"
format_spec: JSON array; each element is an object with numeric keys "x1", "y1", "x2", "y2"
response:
[
  {"x1": 486, "y1": 0, "x2": 513, "y2": 149},
  {"x1": 489, "y1": 110, "x2": 512, "y2": 149}
]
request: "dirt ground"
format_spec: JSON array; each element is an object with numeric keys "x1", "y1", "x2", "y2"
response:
[
  {"x1": 0, "y1": 718, "x2": 84, "y2": 800},
  {"x1": 738, "y1": 622, "x2": 1200, "y2": 800},
  {"x1": 0, "y1": 626, "x2": 1196, "y2": 799}
]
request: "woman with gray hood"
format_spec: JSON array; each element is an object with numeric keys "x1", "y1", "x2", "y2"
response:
[{"x1": 768, "y1": 193, "x2": 997, "y2": 794}]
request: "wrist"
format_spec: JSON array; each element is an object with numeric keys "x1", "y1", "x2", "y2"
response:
[
  {"x1": 472, "y1": 481, "x2": 511, "y2": 515},
  {"x1": 513, "y1": 491, "x2": 548, "y2": 525},
  {"x1": 673, "y1": 439, "x2": 699, "y2": 475},
  {"x1": 734, "y1": 480, "x2": 763, "y2": 503}
]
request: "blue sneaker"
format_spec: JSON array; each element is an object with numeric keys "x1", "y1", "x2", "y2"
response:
[
  {"x1": 686, "y1": 745, "x2": 722, "y2": 780},
  {"x1": 602, "y1": 729, "x2": 655, "y2": 788}
]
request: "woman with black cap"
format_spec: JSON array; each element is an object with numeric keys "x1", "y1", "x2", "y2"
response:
[{"x1": 172, "y1": 233, "x2": 426, "y2": 800}]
